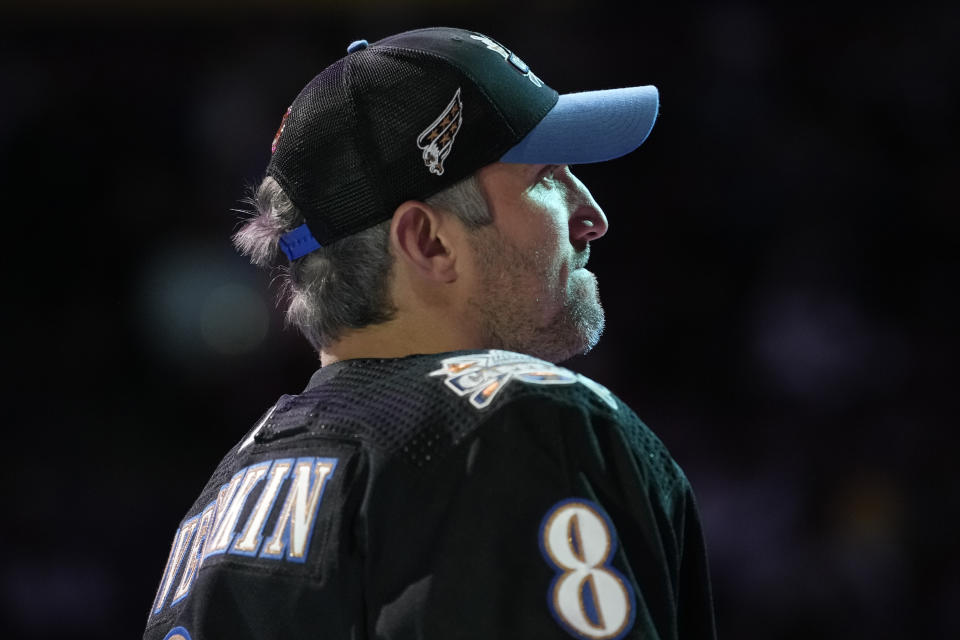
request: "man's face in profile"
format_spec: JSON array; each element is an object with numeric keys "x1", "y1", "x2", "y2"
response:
[{"x1": 465, "y1": 162, "x2": 609, "y2": 363}]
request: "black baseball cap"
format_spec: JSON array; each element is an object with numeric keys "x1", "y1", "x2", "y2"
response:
[{"x1": 267, "y1": 27, "x2": 659, "y2": 260}]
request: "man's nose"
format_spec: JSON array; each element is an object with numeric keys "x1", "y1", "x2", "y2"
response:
[{"x1": 564, "y1": 169, "x2": 609, "y2": 244}]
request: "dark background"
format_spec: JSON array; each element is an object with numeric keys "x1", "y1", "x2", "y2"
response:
[{"x1": 3, "y1": 1, "x2": 957, "y2": 638}]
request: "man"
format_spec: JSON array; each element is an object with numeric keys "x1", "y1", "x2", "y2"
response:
[{"x1": 145, "y1": 27, "x2": 716, "y2": 640}]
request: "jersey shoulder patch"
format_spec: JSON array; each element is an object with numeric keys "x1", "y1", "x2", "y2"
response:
[{"x1": 428, "y1": 350, "x2": 618, "y2": 411}]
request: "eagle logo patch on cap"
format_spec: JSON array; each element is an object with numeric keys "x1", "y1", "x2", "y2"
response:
[{"x1": 416, "y1": 88, "x2": 463, "y2": 176}]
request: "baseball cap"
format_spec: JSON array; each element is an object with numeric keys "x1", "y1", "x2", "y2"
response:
[{"x1": 268, "y1": 27, "x2": 659, "y2": 260}]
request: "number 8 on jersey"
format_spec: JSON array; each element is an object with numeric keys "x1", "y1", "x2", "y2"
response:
[{"x1": 539, "y1": 499, "x2": 636, "y2": 640}]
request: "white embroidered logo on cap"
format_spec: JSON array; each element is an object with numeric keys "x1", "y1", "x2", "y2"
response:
[
  {"x1": 416, "y1": 88, "x2": 463, "y2": 176},
  {"x1": 469, "y1": 34, "x2": 543, "y2": 88}
]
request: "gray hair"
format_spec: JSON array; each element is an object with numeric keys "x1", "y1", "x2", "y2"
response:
[{"x1": 233, "y1": 174, "x2": 491, "y2": 352}]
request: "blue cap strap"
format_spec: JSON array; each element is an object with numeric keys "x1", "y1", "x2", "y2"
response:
[{"x1": 279, "y1": 223, "x2": 322, "y2": 260}]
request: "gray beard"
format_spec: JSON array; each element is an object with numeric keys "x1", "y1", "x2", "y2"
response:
[{"x1": 468, "y1": 230, "x2": 605, "y2": 363}]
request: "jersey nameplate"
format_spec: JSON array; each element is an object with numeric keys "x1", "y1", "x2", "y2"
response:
[
  {"x1": 429, "y1": 350, "x2": 617, "y2": 410},
  {"x1": 150, "y1": 456, "x2": 337, "y2": 616}
]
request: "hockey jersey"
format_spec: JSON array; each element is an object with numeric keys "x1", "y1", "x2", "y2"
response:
[{"x1": 144, "y1": 349, "x2": 716, "y2": 640}]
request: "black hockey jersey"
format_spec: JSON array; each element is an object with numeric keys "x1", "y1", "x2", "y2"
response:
[{"x1": 145, "y1": 349, "x2": 716, "y2": 640}]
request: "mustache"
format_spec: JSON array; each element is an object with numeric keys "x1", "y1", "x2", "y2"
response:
[{"x1": 572, "y1": 244, "x2": 591, "y2": 270}]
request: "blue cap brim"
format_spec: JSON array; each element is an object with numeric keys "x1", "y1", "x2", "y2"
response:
[{"x1": 499, "y1": 85, "x2": 659, "y2": 165}]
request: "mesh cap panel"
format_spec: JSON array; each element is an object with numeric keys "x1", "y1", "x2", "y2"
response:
[{"x1": 268, "y1": 58, "x2": 381, "y2": 242}]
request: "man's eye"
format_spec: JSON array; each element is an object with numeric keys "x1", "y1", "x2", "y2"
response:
[{"x1": 540, "y1": 165, "x2": 559, "y2": 181}]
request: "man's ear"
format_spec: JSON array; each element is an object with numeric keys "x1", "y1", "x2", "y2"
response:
[{"x1": 390, "y1": 200, "x2": 459, "y2": 283}]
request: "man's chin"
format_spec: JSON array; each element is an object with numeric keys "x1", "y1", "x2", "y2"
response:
[
  {"x1": 540, "y1": 297, "x2": 605, "y2": 364},
  {"x1": 575, "y1": 301, "x2": 606, "y2": 356}
]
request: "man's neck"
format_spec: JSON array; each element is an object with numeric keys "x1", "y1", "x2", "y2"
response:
[{"x1": 319, "y1": 311, "x2": 482, "y2": 367}]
